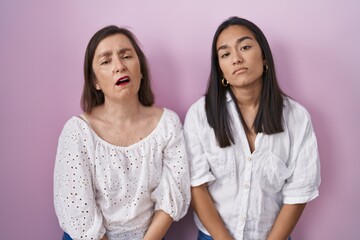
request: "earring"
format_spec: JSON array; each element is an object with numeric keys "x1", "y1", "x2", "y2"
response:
[
  {"x1": 263, "y1": 65, "x2": 269, "y2": 73},
  {"x1": 221, "y1": 78, "x2": 228, "y2": 87}
]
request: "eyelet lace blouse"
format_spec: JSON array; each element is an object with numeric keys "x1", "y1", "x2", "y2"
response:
[{"x1": 54, "y1": 108, "x2": 191, "y2": 240}]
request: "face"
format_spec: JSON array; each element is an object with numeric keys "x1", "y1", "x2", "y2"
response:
[
  {"x1": 92, "y1": 34, "x2": 142, "y2": 103},
  {"x1": 216, "y1": 25, "x2": 265, "y2": 90}
]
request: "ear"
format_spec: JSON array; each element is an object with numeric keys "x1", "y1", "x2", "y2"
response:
[{"x1": 94, "y1": 80, "x2": 101, "y2": 90}]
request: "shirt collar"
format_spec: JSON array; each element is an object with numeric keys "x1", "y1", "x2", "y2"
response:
[{"x1": 226, "y1": 90, "x2": 232, "y2": 102}]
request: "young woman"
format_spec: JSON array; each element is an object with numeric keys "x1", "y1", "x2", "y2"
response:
[
  {"x1": 184, "y1": 17, "x2": 320, "y2": 240},
  {"x1": 54, "y1": 25, "x2": 190, "y2": 240}
]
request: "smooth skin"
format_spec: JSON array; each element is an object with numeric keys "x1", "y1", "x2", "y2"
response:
[{"x1": 191, "y1": 25, "x2": 306, "y2": 240}]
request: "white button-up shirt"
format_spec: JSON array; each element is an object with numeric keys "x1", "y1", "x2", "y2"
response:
[{"x1": 184, "y1": 94, "x2": 320, "y2": 240}]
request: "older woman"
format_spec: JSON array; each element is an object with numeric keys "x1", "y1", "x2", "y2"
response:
[{"x1": 54, "y1": 25, "x2": 190, "y2": 240}]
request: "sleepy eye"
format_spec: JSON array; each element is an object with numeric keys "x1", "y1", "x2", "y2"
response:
[
  {"x1": 101, "y1": 59, "x2": 111, "y2": 65},
  {"x1": 220, "y1": 52, "x2": 230, "y2": 58},
  {"x1": 240, "y1": 46, "x2": 251, "y2": 51},
  {"x1": 123, "y1": 55, "x2": 132, "y2": 59}
]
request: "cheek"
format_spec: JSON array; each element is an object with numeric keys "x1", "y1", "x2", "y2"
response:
[
  {"x1": 134, "y1": 67, "x2": 143, "y2": 81},
  {"x1": 257, "y1": 59, "x2": 265, "y2": 74},
  {"x1": 93, "y1": 66, "x2": 112, "y2": 82},
  {"x1": 134, "y1": 61, "x2": 142, "y2": 75},
  {"x1": 219, "y1": 60, "x2": 231, "y2": 77},
  {"x1": 92, "y1": 65, "x2": 103, "y2": 78},
  {"x1": 251, "y1": 54, "x2": 265, "y2": 72}
]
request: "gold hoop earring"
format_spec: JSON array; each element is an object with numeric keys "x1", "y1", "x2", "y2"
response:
[
  {"x1": 264, "y1": 65, "x2": 269, "y2": 73},
  {"x1": 221, "y1": 78, "x2": 228, "y2": 87}
]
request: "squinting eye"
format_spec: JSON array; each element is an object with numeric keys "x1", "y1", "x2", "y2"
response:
[
  {"x1": 101, "y1": 60, "x2": 111, "y2": 65},
  {"x1": 123, "y1": 55, "x2": 132, "y2": 59}
]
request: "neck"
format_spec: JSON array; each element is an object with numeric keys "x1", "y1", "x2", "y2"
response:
[
  {"x1": 231, "y1": 81, "x2": 262, "y2": 110},
  {"x1": 95, "y1": 96, "x2": 143, "y2": 124}
]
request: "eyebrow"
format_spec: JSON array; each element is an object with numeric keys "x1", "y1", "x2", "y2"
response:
[
  {"x1": 217, "y1": 36, "x2": 254, "y2": 52},
  {"x1": 96, "y1": 47, "x2": 133, "y2": 59}
]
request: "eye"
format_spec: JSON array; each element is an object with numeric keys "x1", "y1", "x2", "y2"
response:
[
  {"x1": 122, "y1": 55, "x2": 132, "y2": 59},
  {"x1": 220, "y1": 52, "x2": 230, "y2": 59},
  {"x1": 240, "y1": 46, "x2": 251, "y2": 51},
  {"x1": 101, "y1": 60, "x2": 111, "y2": 65}
]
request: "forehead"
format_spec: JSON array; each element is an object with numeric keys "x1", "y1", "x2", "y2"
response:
[
  {"x1": 216, "y1": 25, "x2": 256, "y2": 47},
  {"x1": 95, "y1": 33, "x2": 135, "y2": 54}
]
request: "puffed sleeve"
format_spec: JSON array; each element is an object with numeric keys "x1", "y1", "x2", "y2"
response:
[
  {"x1": 54, "y1": 117, "x2": 106, "y2": 240},
  {"x1": 282, "y1": 102, "x2": 321, "y2": 204},
  {"x1": 184, "y1": 99, "x2": 216, "y2": 186},
  {"x1": 150, "y1": 110, "x2": 191, "y2": 221}
]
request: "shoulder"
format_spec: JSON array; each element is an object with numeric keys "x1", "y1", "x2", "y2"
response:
[
  {"x1": 142, "y1": 106, "x2": 165, "y2": 127},
  {"x1": 283, "y1": 97, "x2": 315, "y2": 136},
  {"x1": 62, "y1": 116, "x2": 88, "y2": 130},
  {"x1": 151, "y1": 108, "x2": 183, "y2": 143},
  {"x1": 184, "y1": 96, "x2": 206, "y2": 123},
  {"x1": 187, "y1": 96, "x2": 205, "y2": 113},
  {"x1": 284, "y1": 98, "x2": 312, "y2": 122},
  {"x1": 59, "y1": 116, "x2": 92, "y2": 139},
  {"x1": 162, "y1": 108, "x2": 182, "y2": 129}
]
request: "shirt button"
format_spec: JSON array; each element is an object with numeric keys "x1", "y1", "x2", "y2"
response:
[
  {"x1": 244, "y1": 183, "x2": 250, "y2": 189},
  {"x1": 247, "y1": 156, "x2": 252, "y2": 161}
]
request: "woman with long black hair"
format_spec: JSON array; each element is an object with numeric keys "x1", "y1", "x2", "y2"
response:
[{"x1": 184, "y1": 17, "x2": 320, "y2": 240}]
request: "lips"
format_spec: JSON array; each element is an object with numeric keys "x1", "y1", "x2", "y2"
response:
[
  {"x1": 233, "y1": 68, "x2": 247, "y2": 75},
  {"x1": 115, "y1": 76, "x2": 130, "y2": 86}
]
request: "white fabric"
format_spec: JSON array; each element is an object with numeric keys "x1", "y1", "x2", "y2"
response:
[
  {"x1": 184, "y1": 94, "x2": 320, "y2": 240},
  {"x1": 54, "y1": 108, "x2": 191, "y2": 240}
]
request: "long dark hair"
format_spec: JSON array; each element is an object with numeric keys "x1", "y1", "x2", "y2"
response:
[
  {"x1": 205, "y1": 16, "x2": 285, "y2": 148},
  {"x1": 81, "y1": 25, "x2": 154, "y2": 113}
]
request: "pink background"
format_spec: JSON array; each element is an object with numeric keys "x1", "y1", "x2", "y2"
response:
[{"x1": 0, "y1": 0, "x2": 359, "y2": 239}]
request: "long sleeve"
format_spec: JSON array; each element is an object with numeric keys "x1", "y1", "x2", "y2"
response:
[
  {"x1": 282, "y1": 102, "x2": 321, "y2": 204},
  {"x1": 150, "y1": 111, "x2": 191, "y2": 221},
  {"x1": 184, "y1": 99, "x2": 216, "y2": 187},
  {"x1": 54, "y1": 117, "x2": 106, "y2": 240}
]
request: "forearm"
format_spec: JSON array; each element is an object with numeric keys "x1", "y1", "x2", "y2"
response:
[
  {"x1": 191, "y1": 184, "x2": 233, "y2": 240},
  {"x1": 143, "y1": 210, "x2": 173, "y2": 240},
  {"x1": 267, "y1": 203, "x2": 306, "y2": 240}
]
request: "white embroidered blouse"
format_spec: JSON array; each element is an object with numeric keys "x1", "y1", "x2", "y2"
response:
[
  {"x1": 184, "y1": 94, "x2": 321, "y2": 240},
  {"x1": 54, "y1": 108, "x2": 191, "y2": 240}
]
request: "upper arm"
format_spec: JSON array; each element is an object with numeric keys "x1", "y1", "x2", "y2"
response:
[{"x1": 54, "y1": 118, "x2": 105, "y2": 239}]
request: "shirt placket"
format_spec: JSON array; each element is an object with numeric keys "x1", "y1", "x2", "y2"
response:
[
  {"x1": 229, "y1": 102, "x2": 254, "y2": 240},
  {"x1": 234, "y1": 153, "x2": 253, "y2": 239}
]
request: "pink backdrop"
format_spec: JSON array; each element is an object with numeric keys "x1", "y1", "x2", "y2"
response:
[{"x1": 0, "y1": 1, "x2": 359, "y2": 239}]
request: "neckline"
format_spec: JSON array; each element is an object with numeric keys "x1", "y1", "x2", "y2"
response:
[
  {"x1": 227, "y1": 100, "x2": 262, "y2": 155},
  {"x1": 75, "y1": 108, "x2": 167, "y2": 149}
]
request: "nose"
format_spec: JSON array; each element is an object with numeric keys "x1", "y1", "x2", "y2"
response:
[
  {"x1": 232, "y1": 51, "x2": 243, "y2": 65},
  {"x1": 113, "y1": 56, "x2": 126, "y2": 73}
]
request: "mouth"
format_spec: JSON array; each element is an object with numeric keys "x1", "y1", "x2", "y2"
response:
[
  {"x1": 233, "y1": 68, "x2": 247, "y2": 75},
  {"x1": 115, "y1": 76, "x2": 130, "y2": 86}
]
